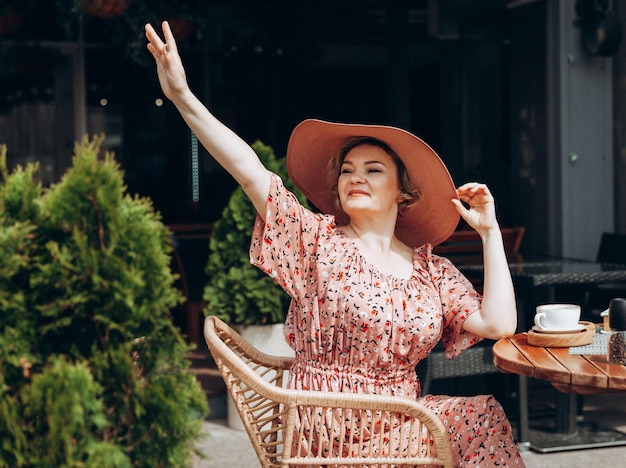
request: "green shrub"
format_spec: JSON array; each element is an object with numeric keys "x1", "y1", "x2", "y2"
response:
[
  {"x1": 0, "y1": 137, "x2": 207, "y2": 467},
  {"x1": 203, "y1": 141, "x2": 310, "y2": 325}
]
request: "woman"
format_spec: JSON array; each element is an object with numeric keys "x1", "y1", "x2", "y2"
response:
[{"x1": 146, "y1": 21, "x2": 524, "y2": 467}]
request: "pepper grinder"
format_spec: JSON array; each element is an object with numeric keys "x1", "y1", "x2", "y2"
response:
[{"x1": 607, "y1": 298, "x2": 626, "y2": 364}]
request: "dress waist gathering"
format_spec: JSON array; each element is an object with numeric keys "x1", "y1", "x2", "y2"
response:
[{"x1": 290, "y1": 358, "x2": 417, "y2": 388}]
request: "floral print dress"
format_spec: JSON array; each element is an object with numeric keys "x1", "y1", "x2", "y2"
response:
[{"x1": 250, "y1": 173, "x2": 525, "y2": 467}]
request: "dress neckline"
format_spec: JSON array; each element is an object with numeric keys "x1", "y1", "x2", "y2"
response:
[{"x1": 336, "y1": 227, "x2": 418, "y2": 282}]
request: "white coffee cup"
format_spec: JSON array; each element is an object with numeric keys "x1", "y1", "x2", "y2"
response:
[{"x1": 534, "y1": 304, "x2": 581, "y2": 331}]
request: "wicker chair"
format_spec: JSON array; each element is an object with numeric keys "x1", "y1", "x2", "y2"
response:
[{"x1": 204, "y1": 316, "x2": 455, "y2": 468}]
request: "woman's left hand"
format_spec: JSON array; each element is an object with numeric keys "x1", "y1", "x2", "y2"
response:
[
  {"x1": 452, "y1": 183, "x2": 498, "y2": 233},
  {"x1": 455, "y1": 183, "x2": 517, "y2": 338}
]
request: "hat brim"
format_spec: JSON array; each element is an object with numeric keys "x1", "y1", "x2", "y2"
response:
[{"x1": 286, "y1": 119, "x2": 460, "y2": 247}]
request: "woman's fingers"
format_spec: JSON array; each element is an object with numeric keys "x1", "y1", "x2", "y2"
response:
[
  {"x1": 161, "y1": 21, "x2": 179, "y2": 55},
  {"x1": 145, "y1": 24, "x2": 164, "y2": 62},
  {"x1": 451, "y1": 198, "x2": 469, "y2": 216},
  {"x1": 456, "y1": 183, "x2": 492, "y2": 206},
  {"x1": 145, "y1": 23, "x2": 163, "y2": 48},
  {"x1": 457, "y1": 182, "x2": 487, "y2": 196},
  {"x1": 145, "y1": 21, "x2": 179, "y2": 60}
]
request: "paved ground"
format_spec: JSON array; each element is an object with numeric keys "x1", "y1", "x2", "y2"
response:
[{"x1": 191, "y1": 393, "x2": 626, "y2": 467}]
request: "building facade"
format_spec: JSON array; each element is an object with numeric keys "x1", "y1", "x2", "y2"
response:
[{"x1": 0, "y1": 0, "x2": 624, "y2": 259}]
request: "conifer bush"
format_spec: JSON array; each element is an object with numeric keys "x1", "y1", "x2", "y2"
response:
[
  {"x1": 203, "y1": 141, "x2": 310, "y2": 325},
  {"x1": 0, "y1": 136, "x2": 208, "y2": 467}
]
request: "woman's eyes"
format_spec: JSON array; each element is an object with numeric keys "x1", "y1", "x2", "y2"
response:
[{"x1": 340, "y1": 167, "x2": 383, "y2": 174}]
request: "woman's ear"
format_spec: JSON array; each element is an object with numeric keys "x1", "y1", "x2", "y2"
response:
[{"x1": 396, "y1": 189, "x2": 411, "y2": 204}]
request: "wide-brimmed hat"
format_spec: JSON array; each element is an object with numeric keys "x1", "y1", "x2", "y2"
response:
[{"x1": 286, "y1": 119, "x2": 460, "y2": 247}]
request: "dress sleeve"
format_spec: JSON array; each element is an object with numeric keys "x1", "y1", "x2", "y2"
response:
[
  {"x1": 432, "y1": 252, "x2": 484, "y2": 359},
  {"x1": 249, "y1": 173, "x2": 331, "y2": 299}
]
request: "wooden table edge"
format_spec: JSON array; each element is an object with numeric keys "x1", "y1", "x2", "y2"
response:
[{"x1": 492, "y1": 334, "x2": 535, "y2": 377}]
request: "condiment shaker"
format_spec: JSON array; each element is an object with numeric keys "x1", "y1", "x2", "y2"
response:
[{"x1": 607, "y1": 298, "x2": 626, "y2": 365}]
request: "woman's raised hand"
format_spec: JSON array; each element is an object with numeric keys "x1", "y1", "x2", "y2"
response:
[
  {"x1": 144, "y1": 20, "x2": 270, "y2": 216},
  {"x1": 455, "y1": 182, "x2": 517, "y2": 338},
  {"x1": 145, "y1": 21, "x2": 188, "y2": 101},
  {"x1": 452, "y1": 182, "x2": 498, "y2": 234}
]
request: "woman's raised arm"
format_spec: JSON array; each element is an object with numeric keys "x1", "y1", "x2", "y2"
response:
[
  {"x1": 145, "y1": 21, "x2": 270, "y2": 216},
  {"x1": 452, "y1": 183, "x2": 517, "y2": 339}
]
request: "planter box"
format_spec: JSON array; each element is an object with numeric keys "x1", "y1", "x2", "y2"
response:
[{"x1": 227, "y1": 323, "x2": 294, "y2": 430}]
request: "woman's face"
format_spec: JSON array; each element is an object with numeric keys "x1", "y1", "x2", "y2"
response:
[{"x1": 337, "y1": 144, "x2": 402, "y2": 219}]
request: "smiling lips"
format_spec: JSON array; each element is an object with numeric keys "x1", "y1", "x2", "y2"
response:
[{"x1": 348, "y1": 190, "x2": 369, "y2": 197}]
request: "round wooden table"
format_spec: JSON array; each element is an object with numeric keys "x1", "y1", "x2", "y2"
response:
[
  {"x1": 493, "y1": 327, "x2": 626, "y2": 452},
  {"x1": 493, "y1": 329, "x2": 626, "y2": 394}
]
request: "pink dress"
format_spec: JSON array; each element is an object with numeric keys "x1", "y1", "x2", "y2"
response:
[{"x1": 250, "y1": 174, "x2": 525, "y2": 467}]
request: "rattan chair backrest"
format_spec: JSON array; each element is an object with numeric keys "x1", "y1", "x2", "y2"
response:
[{"x1": 204, "y1": 315, "x2": 455, "y2": 467}]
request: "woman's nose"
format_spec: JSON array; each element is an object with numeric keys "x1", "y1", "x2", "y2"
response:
[{"x1": 349, "y1": 170, "x2": 365, "y2": 183}]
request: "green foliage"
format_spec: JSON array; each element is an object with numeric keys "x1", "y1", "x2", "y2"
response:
[
  {"x1": 203, "y1": 141, "x2": 310, "y2": 325},
  {"x1": 22, "y1": 357, "x2": 129, "y2": 467},
  {"x1": 0, "y1": 138, "x2": 207, "y2": 467}
]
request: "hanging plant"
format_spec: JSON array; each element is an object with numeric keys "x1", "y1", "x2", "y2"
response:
[
  {"x1": 55, "y1": 0, "x2": 205, "y2": 67},
  {"x1": 166, "y1": 17, "x2": 195, "y2": 41},
  {"x1": 130, "y1": 0, "x2": 205, "y2": 42},
  {"x1": 0, "y1": 0, "x2": 38, "y2": 36},
  {"x1": 82, "y1": 0, "x2": 133, "y2": 19},
  {"x1": 0, "y1": 7, "x2": 21, "y2": 35}
]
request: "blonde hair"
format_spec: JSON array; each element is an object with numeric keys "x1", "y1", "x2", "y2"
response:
[{"x1": 327, "y1": 136, "x2": 422, "y2": 216}]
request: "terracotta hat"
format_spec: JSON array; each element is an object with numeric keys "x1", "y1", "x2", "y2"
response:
[{"x1": 286, "y1": 119, "x2": 460, "y2": 247}]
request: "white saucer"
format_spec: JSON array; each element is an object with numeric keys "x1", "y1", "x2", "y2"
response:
[{"x1": 532, "y1": 323, "x2": 586, "y2": 334}]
